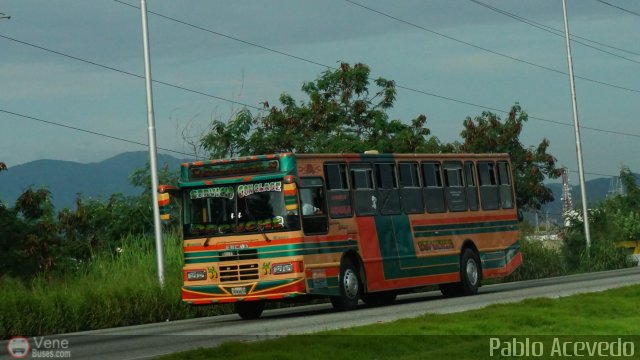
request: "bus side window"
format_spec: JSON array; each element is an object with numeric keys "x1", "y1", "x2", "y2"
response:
[
  {"x1": 398, "y1": 162, "x2": 424, "y2": 214},
  {"x1": 350, "y1": 163, "x2": 376, "y2": 216},
  {"x1": 465, "y1": 161, "x2": 479, "y2": 211},
  {"x1": 324, "y1": 163, "x2": 352, "y2": 218},
  {"x1": 375, "y1": 163, "x2": 401, "y2": 215},
  {"x1": 299, "y1": 177, "x2": 328, "y2": 235},
  {"x1": 497, "y1": 161, "x2": 514, "y2": 209},
  {"x1": 422, "y1": 162, "x2": 446, "y2": 213},
  {"x1": 444, "y1": 162, "x2": 467, "y2": 212},
  {"x1": 478, "y1": 161, "x2": 499, "y2": 210}
]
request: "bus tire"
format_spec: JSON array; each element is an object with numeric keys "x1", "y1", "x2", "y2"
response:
[
  {"x1": 460, "y1": 248, "x2": 481, "y2": 295},
  {"x1": 235, "y1": 300, "x2": 265, "y2": 320},
  {"x1": 330, "y1": 259, "x2": 361, "y2": 311},
  {"x1": 440, "y1": 248, "x2": 481, "y2": 297}
]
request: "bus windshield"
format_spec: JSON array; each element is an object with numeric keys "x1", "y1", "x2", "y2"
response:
[{"x1": 183, "y1": 181, "x2": 296, "y2": 238}]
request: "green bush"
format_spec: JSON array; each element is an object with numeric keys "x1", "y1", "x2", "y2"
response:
[
  {"x1": 0, "y1": 234, "x2": 231, "y2": 338},
  {"x1": 506, "y1": 237, "x2": 568, "y2": 282}
]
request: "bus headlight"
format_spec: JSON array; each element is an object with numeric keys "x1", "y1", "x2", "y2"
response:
[
  {"x1": 271, "y1": 263, "x2": 293, "y2": 275},
  {"x1": 185, "y1": 270, "x2": 207, "y2": 281}
]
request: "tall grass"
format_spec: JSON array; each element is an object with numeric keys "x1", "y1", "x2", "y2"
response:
[
  {"x1": 506, "y1": 237, "x2": 568, "y2": 282},
  {"x1": 0, "y1": 234, "x2": 231, "y2": 338},
  {"x1": 2, "y1": 228, "x2": 635, "y2": 338}
]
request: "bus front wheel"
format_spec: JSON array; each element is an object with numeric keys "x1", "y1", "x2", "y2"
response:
[
  {"x1": 330, "y1": 259, "x2": 361, "y2": 311},
  {"x1": 235, "y1": 300, "x2": 265, "y2": 320}
]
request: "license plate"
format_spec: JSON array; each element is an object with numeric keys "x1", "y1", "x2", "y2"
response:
[{"x1": 231, "y1": 287, "x2": 247, "y2": 296}]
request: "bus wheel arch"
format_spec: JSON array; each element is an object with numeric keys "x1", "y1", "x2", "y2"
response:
[
  {"x1": 440, "y1": 240, "x2": 481, "y2": 297},
  {"x1": 330, "y1": 250, "x2": 364, "y2": 311}
]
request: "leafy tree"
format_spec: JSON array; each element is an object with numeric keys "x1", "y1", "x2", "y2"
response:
[
  {"x1": 451, "y1": 104, "x2": 562, "y2": 211},
  {"x1": 201, "y1": 64, "x2": 558, "y2": 212},
  {"x1": 201, "y1": 62, "x2": 439, "y2": 158},
  {"x1": 562, "y1": 166, "x2": 639, "y2": 271},
  {"x1": 0, "y1": 188, "x2": 61, "y2": 277},
  {"x1": 0, "y1": 163, "x2": 180, "y2": 278}
]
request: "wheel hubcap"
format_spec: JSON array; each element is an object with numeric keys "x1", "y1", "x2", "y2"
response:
[
  {"x1": 466, "y1": 259, "x2": 478, "y2": 286},
  {"x1": 343, "y1": 268, "x2": 359, "y2": 299}
]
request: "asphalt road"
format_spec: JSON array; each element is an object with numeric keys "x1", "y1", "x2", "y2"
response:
[{"x1": 2, "y1": 267, "x2": 639, "y2": 360}]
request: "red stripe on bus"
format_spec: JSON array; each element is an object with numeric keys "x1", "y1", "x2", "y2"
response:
[{"x1": 354, "y1": 217, "x2": 388, "y2": 290}]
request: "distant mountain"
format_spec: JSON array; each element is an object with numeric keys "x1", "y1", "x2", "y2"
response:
[
  {"x1": 1, "y1": 153, "x2": 635, "y2": 216},
  {"x1": 0, "y1": 152, "x2": 186, "y2": 210},
  {"x1": 542, "y1": 173, "x2": 640, "y2": 223}
]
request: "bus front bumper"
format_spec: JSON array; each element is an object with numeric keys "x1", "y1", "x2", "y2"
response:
[{"x1": 182, "y1": 277, "x2": 307, "y2": 304}]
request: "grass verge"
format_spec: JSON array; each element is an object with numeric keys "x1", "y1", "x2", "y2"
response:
[{"x1": 159, "y1": 285, "x2": 640, "y2": 360}]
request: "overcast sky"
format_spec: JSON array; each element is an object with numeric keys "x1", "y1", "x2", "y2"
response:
[{"x1": 1, "y1": 0, "x2": 639, "y2": 184}]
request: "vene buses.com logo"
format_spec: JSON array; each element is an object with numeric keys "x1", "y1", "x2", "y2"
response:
[{"x1": 6, "y1": 336, "x2": 30, "y2": 358}]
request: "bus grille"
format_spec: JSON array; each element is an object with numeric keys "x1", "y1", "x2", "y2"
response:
[
  {"x1": 219, "y1": 263, "x2": 260, "y2": 282},
  {"x1": 219, "y1": 249, "x2": 258, "y2": 261}
]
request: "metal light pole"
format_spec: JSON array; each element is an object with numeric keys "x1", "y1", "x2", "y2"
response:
[
  {"x1": 140, "y1": 0, "x2": 165, "y2": 286},
  {"x1": 561, "y1": 0, "x2": 591, "y2": 249}
]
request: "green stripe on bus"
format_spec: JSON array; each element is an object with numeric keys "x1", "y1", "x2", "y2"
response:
[
  {"x1": 183, "y1": 285, "x2": 226, "y2": 295},
  {"x1": 184, "y1": 240, "x2": 358, "y2": 258},
  {"x1": 252, "y1": 279, "x2": 297, "y2": 292},
  {"x1": 414, "y1": 225, "x2": 518, "y2": 238},
  {"x1": 184, "y1": 244, "x2": 359, "y2": 264},
  {"x1": 413, "y1": 219, "x2": 519, "y2": 232}
]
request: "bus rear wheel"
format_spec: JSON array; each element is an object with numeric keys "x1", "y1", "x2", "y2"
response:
[
  {"x1": 330, "y1": 259, "x2": 361, "y2": 311},
  {"x1": 235, "y1": 300, "x2": 265, "y2": 320},
  {"x1": 440, "y1": 248, "x2": 481, "y2": 297}
]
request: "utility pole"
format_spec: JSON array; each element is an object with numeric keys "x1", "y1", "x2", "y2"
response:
[
  {"x1": 561, "y1": 168, "x2": 573, "y2": 227},
  {"x1": 561, "y1": 0, "x2": 591, "y2": 249},
  {"x1": 140, "y1": 0, "x2": 165, "y2": 287}
]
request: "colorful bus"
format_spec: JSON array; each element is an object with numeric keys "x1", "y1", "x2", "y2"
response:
[{"x1": 158, "y1": 152, "x2": 522, "y2": 319}]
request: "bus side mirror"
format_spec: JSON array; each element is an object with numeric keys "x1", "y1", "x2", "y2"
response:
[
  {"x1": 517, "y1": 209, "x2": 524, "y2": 222},
  {"x1": 158, "y1": 185, "x2": 179, "y2": 222}
]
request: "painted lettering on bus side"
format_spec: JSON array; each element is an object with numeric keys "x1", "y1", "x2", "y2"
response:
[
  {"x1": 330, "y1": 206, "x2": 352, "y2": 216},
  {"x1": 418, "y1": 239, "x2": 454, "y2": 251},
  {"x1": 330, "y1": 194, "x2": 348, "y2": 201}
]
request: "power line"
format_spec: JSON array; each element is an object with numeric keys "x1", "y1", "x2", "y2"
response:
[
  {"x1": 1, "y1": 108, "x2": 621, "y2": 179},
  {"x1": 112, "y1": 0, "x2": 332, "y2": 70},
  {"x1": 344, "y1": 0, "x2": 640, "y2": 94},
  {"x1": 0, "y1": 34, "x2": 263, "y2": 112},
  {"x1": 395, "y1": 83, "x2": 640, "y2": 138},
  {"x1": 469, "y1": 0, "x2": 640, "y2": 64},
  {"x1": 0, "y1": 109, "x2": 195, "y2": 158},
  {"x1": 596, "y1": 0, "x2": 640, "y2": 17},
  {"x1": 3, "y1": 19, "x2": 640, "y2": 141},
  {"x1": 567, "y1": 169, "x2": 617, "y2": 178},
  {"x1": 106, "y1": 1, "x2": 640, "y2": 139}
]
